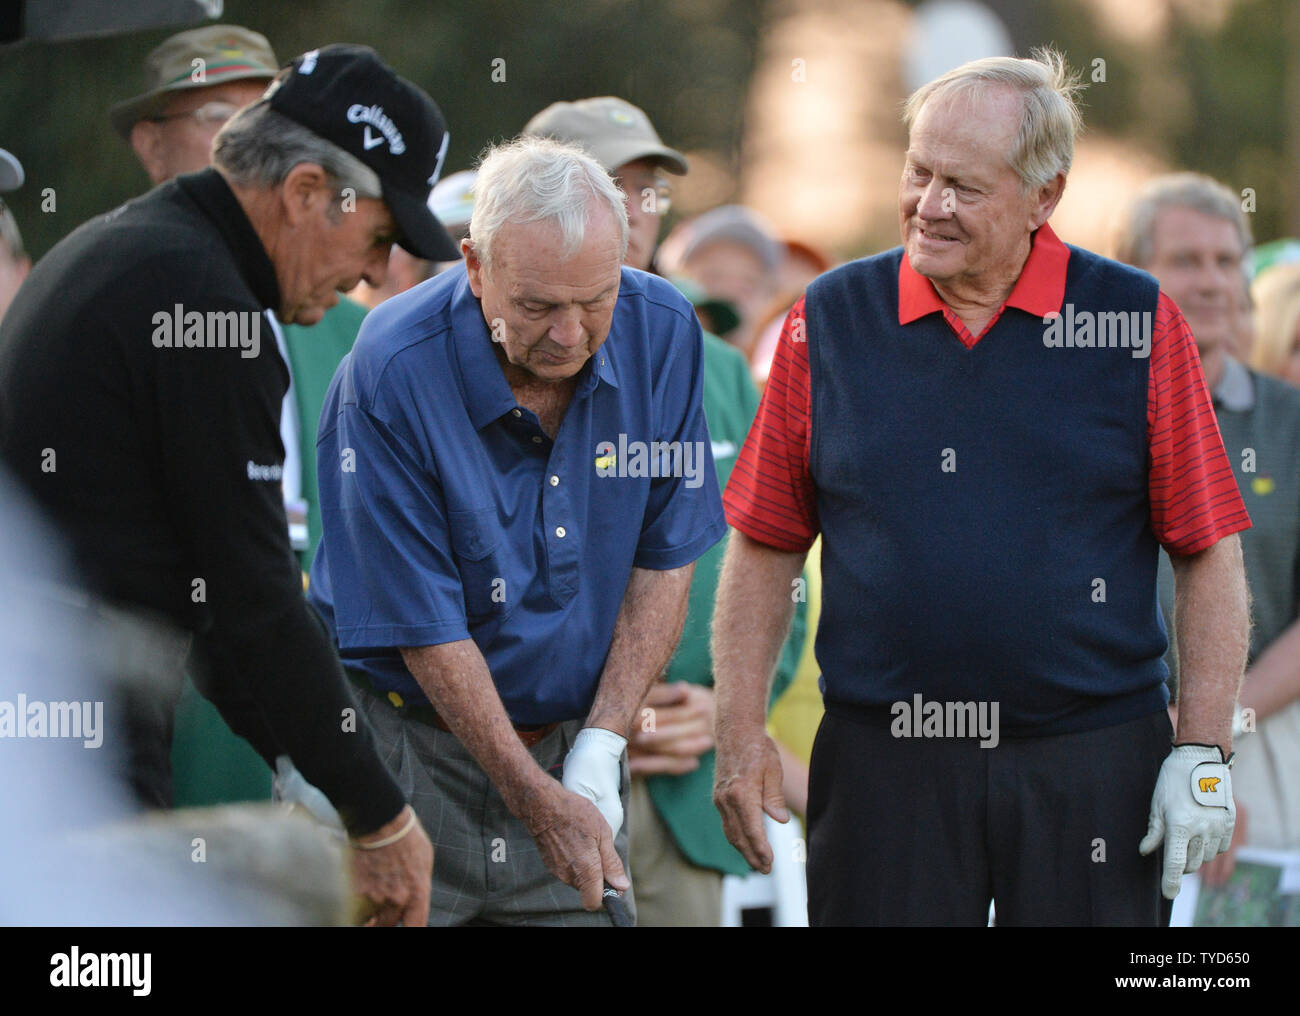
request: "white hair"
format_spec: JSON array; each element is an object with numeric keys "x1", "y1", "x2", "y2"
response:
[
  {"x1": 468, "y1": 135, "x2": 628, "y2": 270},
  {"x1": 903, "y1": 46, "x2": 1085, "y2": 192}
]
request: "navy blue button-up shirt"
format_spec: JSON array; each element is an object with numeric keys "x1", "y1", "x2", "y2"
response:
[{"x1": 309, "y1": 265, "x2": 727, "y2": 724}]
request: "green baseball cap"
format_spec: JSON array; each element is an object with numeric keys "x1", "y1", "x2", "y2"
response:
[
  {"x1": 109, "y1": 24, "x2": 279, "y2": 140},
  {"x1": 523, "y1": 96, "x2": 687, "y2": 176}
]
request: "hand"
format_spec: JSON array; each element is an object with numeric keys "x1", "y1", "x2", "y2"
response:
[
  {"x1": 628, "y1": 682, "x2": 715, "y2": 775},
  {"x1": 523, "y1": 778, "x2": 629, "y2": 911},
  {"x1": 1199, "y1": 798, "x2": 1247, "y2": 887},
  {"x1": 561, "y1": 726, "x2": 627, "y2": 836},
  {"x1": 714, "y1": 723, "x2": 788, "y2": 874},
  {"x1": 350, "y1": 805, "x2": 434, "y2": 927},
  {"x1": 1139, "y1": 744, "x2": 1235, "y2": 900}
]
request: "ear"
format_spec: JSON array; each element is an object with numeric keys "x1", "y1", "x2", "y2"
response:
[
  {"x1": 463, "y1": 237, "x2": 486, "y2": 298},
  {"x1": 129, "y1": 122, "x2": 169, "y2": 186},
  {"x1": 1030, "y1": 172, "x2": 1067, "y2": 230},
  {"x1": 279, "y1": 162, "x2": 332, "y2": 228}
]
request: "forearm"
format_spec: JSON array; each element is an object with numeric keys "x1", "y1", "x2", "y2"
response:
[
  {"x1": 1239, "y1": 616, "x2": 1300, "y2": 723},
  {"x1": 1170, "y1": 533, "x2": 1251, "y2": 754},
  {"x1": 712, "y1": 530, "x2": 807, "y2": 737},
  {"x1": 585, "y1": 563, "x2": 695, "y2": 736},
  {"x1": 400, "y1": 640, "x2": 549, "y2": 817}
]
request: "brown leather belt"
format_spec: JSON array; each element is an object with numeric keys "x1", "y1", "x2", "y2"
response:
[
  {"x1": 424, "y1": 710, "x2": 558, "y2": 748},
  {"x1": 347, "y1": 669, "x2": 559, "y2": 747}
]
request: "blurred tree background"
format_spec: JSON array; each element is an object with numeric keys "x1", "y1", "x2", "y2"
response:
[
  {"x1": 0, "y1": 0, "x2": 1294, "y2": 262},
  {"x1": 0, "y1": 0, "x2": 767, "y2": 260}
]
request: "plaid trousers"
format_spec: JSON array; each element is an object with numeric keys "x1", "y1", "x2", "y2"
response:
[{"x1": 355, "y1": 683, "x2": 635, "y2": 926}]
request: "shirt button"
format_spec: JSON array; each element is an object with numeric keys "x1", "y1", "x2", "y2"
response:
[
  {"x1": 512, "y1": 408, "x2": 522, "y2": 418},
  {"x1": 555, "y1": 526, "x2": 566, "y2": 538},
  {"x1": 549, "y1": 475, "x2": 559, "y2": 487},
  {"x1": 532, "y1": 435, "x2": 543, "y2": 444}
]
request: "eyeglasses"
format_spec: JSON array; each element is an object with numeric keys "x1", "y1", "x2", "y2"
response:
[
  {"x1": 148, "y1": 101, "x2": 243, "y2": 127},
  {"x1": 648, "y1": 180, "x2": 673, "y2": 215},
  {"x1": 615, "y1": 174, "x2": 673, "y2": 216}
]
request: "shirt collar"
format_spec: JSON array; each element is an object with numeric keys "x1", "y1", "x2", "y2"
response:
[
  {"x1": 1213, "y1": 355, "x2": 1255, "y2": 412},
  {"x1": 173, "y1": 168, "x2": 281, "y2": 313},
  {"x1": 448, "y1": 268, "x2": 620, "y2": 432},
  {"x1": 898, "y1": 221, "x2": 1070, "y2": 325}
]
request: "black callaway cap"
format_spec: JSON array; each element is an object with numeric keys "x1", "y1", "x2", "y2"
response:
[{"x1": 265, "y1": 44, "x2": 460, "y2": 261}]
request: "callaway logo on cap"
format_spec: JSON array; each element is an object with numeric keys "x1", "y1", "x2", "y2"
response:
[{"x1": 266, "y1": 44, "x2": 460, "y2": 261}]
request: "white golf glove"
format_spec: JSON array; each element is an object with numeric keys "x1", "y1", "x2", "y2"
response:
[
  {"x1": 1139, "y1": 744, "x2": 1235, "y2": 900},
  {"x1": 561, "y1": 726, "x2": 627, "y2": 837}
]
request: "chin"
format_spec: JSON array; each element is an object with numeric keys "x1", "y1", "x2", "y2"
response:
[
  {"x1": 533, "y1": 356, "x2": 583, "y2": 380},
  {"x1": 907, "y1": 248, "x2": 948, "y2": 281}
]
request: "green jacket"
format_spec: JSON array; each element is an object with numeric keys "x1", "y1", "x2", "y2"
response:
[{"x1": 646, "y1": 332, "x2": 807, "y2": 876}]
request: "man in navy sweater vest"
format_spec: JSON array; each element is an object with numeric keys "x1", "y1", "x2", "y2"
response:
[{"x1": 711, "y1": 49, "x2": 1252, "y2": 925}]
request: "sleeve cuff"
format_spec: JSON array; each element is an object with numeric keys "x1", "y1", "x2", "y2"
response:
[
  {"x1": 335, "y1": 617, "x2": 470, "y2": 651},
  {"x1": 633, "y1": 514, "x2": 729, "y2": 570}
]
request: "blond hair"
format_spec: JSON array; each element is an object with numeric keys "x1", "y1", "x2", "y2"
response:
[
  {"x1": 903, "y1": 46, "x2": 1084, "y2": 191},
  {"x1": 1250, "y1": 263, "x2": 1300, "y2": 379}
]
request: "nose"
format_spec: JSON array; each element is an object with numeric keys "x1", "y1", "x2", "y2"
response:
[
  {"x1": 1207, "y1": 261, "x2": 1237, "y2": 297},
  {"x1": 548, "y1": 305, "x2": 586, "y2": 349},
  {"x1": 362, "y1": 243, "x2": 393, "y2": 289},
  {"x1": 917, "y1": 179, "x2": 951, "y2": 221}
]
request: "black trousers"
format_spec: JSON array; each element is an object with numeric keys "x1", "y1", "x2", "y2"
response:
[{"x1": 806, "y1": 706, "x2": 1176, "y2": 926}]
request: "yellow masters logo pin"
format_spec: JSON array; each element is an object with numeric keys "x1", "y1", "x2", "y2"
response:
[
  {"x1": 595, "y1": 452, "x2": 616, "y2": 470},
  {"x1": 1252, "y1": 475, "x2": 1275, "y2": 496}
]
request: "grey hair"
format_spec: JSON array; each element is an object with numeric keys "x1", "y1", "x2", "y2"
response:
[
  {"x1": 212, "y1": 100, "x2": 382, "y2": 201},
  {"x1": 468, "y1": 135, "x2": 628, "y2": 270},
  {"x1": 903, "y1": 46, "x2": 1085, "y2": 192},
  {"x1": 1113, "y1": 172, "x2": 1253, "y2": 269}
]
